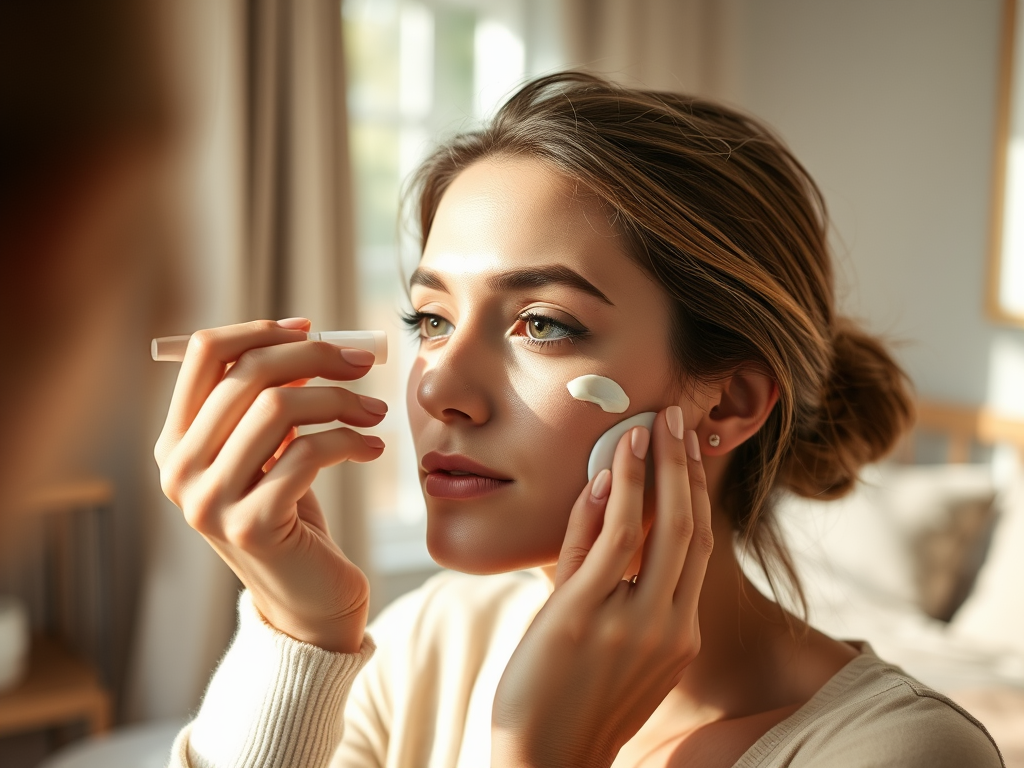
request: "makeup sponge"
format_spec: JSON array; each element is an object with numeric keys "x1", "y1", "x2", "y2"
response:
[{"x1": 587, "y1": 411, "x2": 657, "y2": 480}]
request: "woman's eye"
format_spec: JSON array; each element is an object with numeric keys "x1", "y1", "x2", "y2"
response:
[
  {"x1": 400, "y1": 310, "x2": 453, "y2": 340},
  {"x1": 525, "y1": 316, "x2": 570, "y2": 340},
  {"x1": 422, "y1": 315, "x2": 453, "y2": 338},
  {"x1": 519, "y1": 312, "x2": 588, "y2": 344}
]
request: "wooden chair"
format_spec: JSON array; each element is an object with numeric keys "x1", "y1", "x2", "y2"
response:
[{"x1": 909, "y1": 401, "x2": 1024, "y2": 464}]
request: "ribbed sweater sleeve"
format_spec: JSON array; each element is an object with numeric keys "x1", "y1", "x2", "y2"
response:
[{"x1": 167, "y1": 590, "x2": 376, "y2": 768}]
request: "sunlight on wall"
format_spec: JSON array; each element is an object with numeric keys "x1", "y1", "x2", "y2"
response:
[
  {"x1": 986, "y1": 333, "x2": 1024, "y2": 482},
  {"x1": 987, "y1": 334, "x2": 1024, "y2": 418}
]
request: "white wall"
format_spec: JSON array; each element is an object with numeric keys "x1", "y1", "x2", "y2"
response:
[{"x1": 726, "y1": 0, "x2": 1024, "y2": 411}]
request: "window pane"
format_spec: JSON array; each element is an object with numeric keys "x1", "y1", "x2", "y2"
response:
[
  {"x1": 350, "y1": 123, "x2": 401, "y2": 253},
  {"x1": 344, "y1": 1, "x2": 401, "y2": 118},
  {"x1": 343, "y1": 0, "x2": 546, "y2": 547},
  {"x1": 434, "y1": 7, "x2": 476, "y2": 128}
]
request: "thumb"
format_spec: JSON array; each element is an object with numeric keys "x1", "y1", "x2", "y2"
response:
[{"x1": 553, "y1": 469, "x2": 611, "y2": 590}]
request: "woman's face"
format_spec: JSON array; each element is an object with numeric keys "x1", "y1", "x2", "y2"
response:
[{"x1": 407, "y1": 157, "x2": 690, "y2": 574}]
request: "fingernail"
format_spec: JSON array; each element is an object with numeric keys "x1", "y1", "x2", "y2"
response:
[
  {"x1": 685, "y1": 430, "x2": 701, "y2": 461},
  {"x1": 362, "y1": 434, "x2": 385, "y2": 449},
  {"x1": 359, "y1": 395, "x2": 388, "y2": 416},
  {"x1": 666, "y1": 405, "x2": 684, "y2": 440},
  {"x1": 341, "y1": 347, "x2": 375, "y2": 366},
  {"x1": 590, "y1": 469, "x2": 611, "y2": 501},
  {"x1": 631, "y1": 427, "x2": 650, "y2": 460},
  {"x1": 277, "y1": 317, "x2": 309, "y2": 329}
]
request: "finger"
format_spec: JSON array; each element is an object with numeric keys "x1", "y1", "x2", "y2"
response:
[
  {"x1": 554, "y1": 469, "x2": 611, "y2": 590},
  {"x1": 180, "y1": 339, "x2": 378, "y2": 467},
  {"x1": 157, "y1": 319, "x2": 309, "y2": 457},
  {"x1": 674, "y1": 429, "x2": 714, "y2": 607},
  {"x1": 214, "y1": 386, "x2": 387, "y2": 498},
  {"x1": 636, "y1": 406, "x2": 693, "y2": 602},
  {"x1": 570, "y1": 426, "x2": 649, "y2": 599},
  {"x1": 243, "y1": 428, "x2": 385, "y2": 544}
]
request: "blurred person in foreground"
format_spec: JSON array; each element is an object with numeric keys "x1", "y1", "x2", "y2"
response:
[{"x1": 0, "y1": 1, "x2": 172, "y2": 528}]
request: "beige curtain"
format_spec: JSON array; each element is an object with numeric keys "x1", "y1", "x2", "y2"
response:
[
  {"x1": 243, "y1": 0, "x2": 368, "y2": 568},
  {"x1": 126, "y1": 0, "x2": 367, "y2": 721},
  {"x1": 560, "y1": 0, "x2": 739, "y2": 99}
]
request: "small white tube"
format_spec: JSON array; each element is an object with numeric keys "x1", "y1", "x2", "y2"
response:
[
  {"x1": 151, "y1": 330, "x2": 388, "y2": 364},
  {"x1": 151, "y1": 335, "x2": 191, "y2": 362},
  {"x1": 307, "y1": 330, "x2": 388, "y2": 364}
]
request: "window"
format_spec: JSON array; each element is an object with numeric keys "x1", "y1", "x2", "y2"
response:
[
  {"x1": 343, "y1": 0, "x2": 562, "y2": 571},
  {"x1": 991, "y1": 0, "x2": 1024, "y2": 325}
]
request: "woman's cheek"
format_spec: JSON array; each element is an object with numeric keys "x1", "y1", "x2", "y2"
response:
[
  {"x1": 508, "y1": 370, "x2": 609, "y2": 492},
  {"x1": 530, "y1": 421, "x2": 597, "y2": 532}
]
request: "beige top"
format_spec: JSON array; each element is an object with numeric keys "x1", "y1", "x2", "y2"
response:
[{"x1": 170, "y1": 569, "x2": 1004, "y2": 768}]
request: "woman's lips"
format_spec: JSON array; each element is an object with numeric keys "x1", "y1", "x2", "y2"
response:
[
  {"x1": 424, "y1": 473, "x2": 513, "y2": 499},
  {"x1": 421, "y1": 452, "x2": 513, "y2": 500}
]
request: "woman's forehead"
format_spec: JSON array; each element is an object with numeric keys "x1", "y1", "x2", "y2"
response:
[{"x1": 418, "y1": 157, "x2": 632, "y2": 288}]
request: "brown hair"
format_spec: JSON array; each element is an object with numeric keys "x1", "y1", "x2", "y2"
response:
[{"x1": 408, "y1": 71, "x2": 914, "y2": 613}]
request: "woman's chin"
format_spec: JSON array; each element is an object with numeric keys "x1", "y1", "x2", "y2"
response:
[{"x1": 424, "y1": 507, "x2": 559, "y2": 575}]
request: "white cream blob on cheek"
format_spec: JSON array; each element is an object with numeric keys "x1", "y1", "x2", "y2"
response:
[
  {"x1": 566, "y1": 374, "x2": 657, "y2": 479},
  {"x1": 566, "y1": 375, "x2": 630, "y2": 413}
]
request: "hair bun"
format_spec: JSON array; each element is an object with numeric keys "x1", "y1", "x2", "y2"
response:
[{"x1": 780, "y1": 318, "x2": 914, "y2": 500}]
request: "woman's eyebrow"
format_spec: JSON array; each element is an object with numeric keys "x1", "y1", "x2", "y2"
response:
[
  {"x1": 409, "y1": 267, "x2": 449, "y2": 293},
  {"x1": 490, "y1": 266, "x2": 614, "y2": 305},
  {"x1": 409, "y1": 265, "x2": 613, "y2": 306}
]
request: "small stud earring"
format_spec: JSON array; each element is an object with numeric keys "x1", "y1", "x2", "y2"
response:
[{"x1": 708, "y1": 434, "x2": 721, "y2": 448}]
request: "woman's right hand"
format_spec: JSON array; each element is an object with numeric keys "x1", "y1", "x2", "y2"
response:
[{"x1": 153, "y1": 318, "x2": 386, "y2": 653}]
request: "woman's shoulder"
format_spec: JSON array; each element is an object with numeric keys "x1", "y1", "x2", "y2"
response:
[{"x1": 736, "y1": 644, "x2": 1005, "y2": 767}]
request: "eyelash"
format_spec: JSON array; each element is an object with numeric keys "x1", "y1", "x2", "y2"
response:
[
  {"x1": 400, "y1": 310, "x2": 432, "y2": 336},
  {"x1": 399, "y1": 310, "x2": 590, "y2": 347}
]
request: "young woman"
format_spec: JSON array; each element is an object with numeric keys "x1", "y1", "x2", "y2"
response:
[{"x1": 159, "y1": 72, "x2": 1003, "y2": 767}]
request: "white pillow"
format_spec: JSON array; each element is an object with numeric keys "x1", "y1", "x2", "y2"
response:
[
  {"x1": 950, "y1": 465, "x2": 1024, "y2": 656},
  {"x1": 766, "y1": 463, "x2": 997, "y2": 619},
  {"x1": 771, "y1": 465, "x2": 918, "y2": 610},
  {"x1": 874, "y1": 463, "x2": 997, "y2": 535}
]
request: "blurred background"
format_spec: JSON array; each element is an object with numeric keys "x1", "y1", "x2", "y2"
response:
[{"x1": 1, "y1": 0, "x2": 1022, "y2": 765}]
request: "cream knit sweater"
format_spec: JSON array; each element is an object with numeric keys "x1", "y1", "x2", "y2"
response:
[{"x1": 168, "y1": 569, "x2": 1004, "y2": 768}]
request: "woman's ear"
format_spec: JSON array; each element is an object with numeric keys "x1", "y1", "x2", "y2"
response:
[{"x1": 698, "y1": 369, "x2": 779, "y2": 456}]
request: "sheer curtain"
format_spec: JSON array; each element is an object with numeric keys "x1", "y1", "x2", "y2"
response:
[{"x1": 127, "y1": 0, "x2": 367, "y2": 720}]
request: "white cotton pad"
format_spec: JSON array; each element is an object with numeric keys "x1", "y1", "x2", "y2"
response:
[
  {"x1": 567, "y1": 375, "x2": 630, "y2": 414},
  {"x1": 587, "y1": 411, "x2": 657, "y2": 480}
]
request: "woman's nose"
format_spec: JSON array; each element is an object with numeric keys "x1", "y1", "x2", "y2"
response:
[{"x1": 415, "y1": 334, "x2": 494, "y2": 425}]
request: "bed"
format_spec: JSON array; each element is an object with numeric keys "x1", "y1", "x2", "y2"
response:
[{"x1": 752, "y1": 400, "x2": 1024, "y2": 764}]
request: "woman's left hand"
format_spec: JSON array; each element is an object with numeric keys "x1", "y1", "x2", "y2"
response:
[{"x1": 491, "y1": 405, "x2": 713, "y2": 768}]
